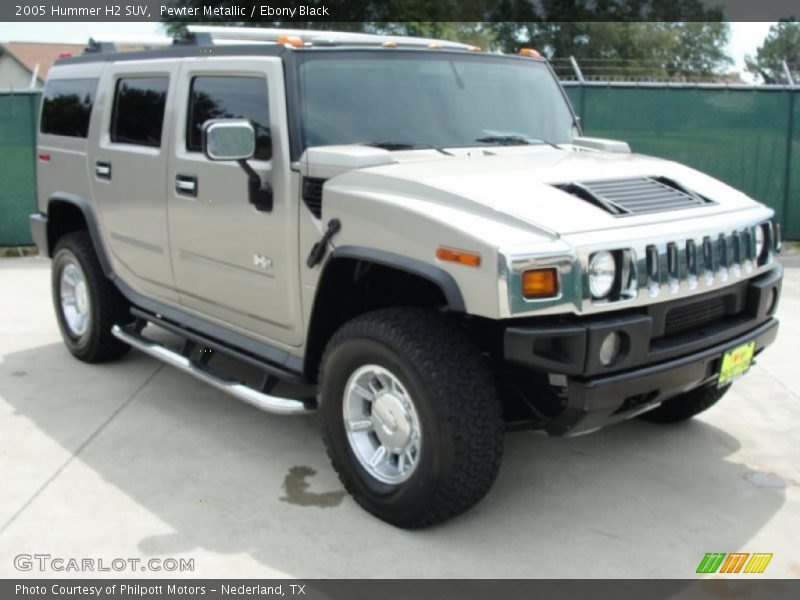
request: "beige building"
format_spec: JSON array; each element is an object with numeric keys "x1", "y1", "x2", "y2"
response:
[{"x1": 0, "y1": 42, "x2": 85, "y2": 90}]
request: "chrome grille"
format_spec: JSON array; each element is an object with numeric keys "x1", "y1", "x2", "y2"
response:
[
  {"x1": 636, "y1": 225, "x2": 764, "y2": 301},
  {"x1": 555, "y1": 176, "x2": 714, "y2": 216}
]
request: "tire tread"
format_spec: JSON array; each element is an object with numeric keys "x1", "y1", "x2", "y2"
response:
[
  {"x1": 319, "y1": 307, "x2": 503, "y2": 528},
  {"x1": 52, "y1": 231, "x2": 131, "y2": 363}
]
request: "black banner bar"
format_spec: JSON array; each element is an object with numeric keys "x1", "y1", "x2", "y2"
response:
[
  {"x1": 1, "y1": 0, "x2": 799, "y2": 23},
  {"x1": 4, "y1": 580, "x2": 800, "y2": 600}
]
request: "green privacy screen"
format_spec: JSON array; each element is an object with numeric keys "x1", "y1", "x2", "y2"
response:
[
  {"x1": 0, "y1": 91, "x2": 39, "y2": 246},
  {"x1": 790, "y1": 88, "x2": 800, "y2": 241},
  {"x1": 0, "y1": 87, "x2": 798, "y2": 245},
  {"x1": 565, "y1": 84, "x2": 799, "y2": 239}
]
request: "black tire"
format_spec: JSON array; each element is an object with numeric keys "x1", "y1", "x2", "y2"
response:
[
  {"x1": 52, "y1": 231, "x2": 132, "y2": 363},
  {"x1": 319, "y1": 307, "x2": 504, "y2": 529},
  {"x1": 637, "y1": 383, "x2": 730, "y2": 424}
]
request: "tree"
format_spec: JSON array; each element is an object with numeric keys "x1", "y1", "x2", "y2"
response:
[
  {"x1": 161, "y1": 0, "x2": 732, "y2": 80},
  {"x1": 485, "y1": 1, "x2": 731, "y2": 81},
  {"x1": 746, "y1": 20, "x2": 800, "y2": 84}
]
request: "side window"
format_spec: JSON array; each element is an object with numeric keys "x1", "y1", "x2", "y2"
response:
[
  {"x1": 40, "y1": 78, "x2": 98, "y2": 138},
  {"x1": 186, "y1": 76, "x2": 271, "y2": 160},
  {"x1": 110, "y1": 77, "x2": 169, "y2": 147}
]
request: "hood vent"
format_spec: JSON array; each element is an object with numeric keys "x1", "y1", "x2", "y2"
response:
[{"x1": 554, "y1": 176, "x2": 714, "y2": 216}]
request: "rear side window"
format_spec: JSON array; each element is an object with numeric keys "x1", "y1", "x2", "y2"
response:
[
  {"x1": 110, "y1": 77, "x2": 169, "y2": 147},
  {"x1": 40, "y1": 78, "x2": 98, "y2": 137},
  {"x1": 186, "y1": 76, "x2": 271, "y2": 160}
]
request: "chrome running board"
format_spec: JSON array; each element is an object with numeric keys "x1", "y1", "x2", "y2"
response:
[{"x1": 111, "y1": 325, "x2": 314, "y2": 416}]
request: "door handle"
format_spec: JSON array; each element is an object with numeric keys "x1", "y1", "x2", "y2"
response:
[
  {"x1": 175, "y1": 174, "x2": 198, "y2": 197},
  {"x1": 95, "y1": 161, "x2": 111, "y2": 180}
]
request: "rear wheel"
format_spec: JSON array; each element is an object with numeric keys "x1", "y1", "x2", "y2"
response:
[
  {"x1": 637, "y1": 383, "x2": 730, "y2": 424},
  {"x1": 319, "y1": 307, "x2": 504, "y2": 528},
  {"x1": 52, "y1": 231, "x2": 132, "y2": 363}
]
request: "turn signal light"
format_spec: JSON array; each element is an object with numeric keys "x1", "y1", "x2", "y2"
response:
[
  {"x1": 436, "y1": 247, "x2": 481, "y2": 267},
  {"x1": 522, "y1": 268, "x2": 559, "y2": 298},
  {"x1": 519, "y1": 48, "x2": 541, "y2": 58}
]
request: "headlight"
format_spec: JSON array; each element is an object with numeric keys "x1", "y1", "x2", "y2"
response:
[
  {"x1": 754, "y1": 224, "x2": 765, "y2": 259},
  {"x1": 588, "y1": 251, "x2": 616, "y2": 299}
]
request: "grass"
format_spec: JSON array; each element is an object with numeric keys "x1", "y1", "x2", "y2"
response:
[{"x1": 0, "y1": 246, "x2": 38, "y2": 257}]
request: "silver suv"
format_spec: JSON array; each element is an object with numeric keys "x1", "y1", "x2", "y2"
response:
[{"x1": 30, "y1": 27, "x2": 783, "y2": 528}]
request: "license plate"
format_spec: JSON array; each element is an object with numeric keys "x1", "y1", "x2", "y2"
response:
[{"x1": 718, "y1": 341, "x2": 756, "y2": 386}]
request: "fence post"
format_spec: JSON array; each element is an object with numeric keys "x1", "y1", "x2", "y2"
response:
[
  {"x1": 569, "y1": 56, "x2": 587, "y2": 126},
  {"x1": 782, "y1": 60, "x2": 795, "y2": 86},
  {"x1": 783, "y1": 89, "x2": 796, "y2": 236}
]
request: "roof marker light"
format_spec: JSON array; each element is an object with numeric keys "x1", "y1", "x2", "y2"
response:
[
  {"x1": 381, "y1": 41, "x2": 398, "y2": 48},
  {"x1": 468, "y1": 46, "x2": 482, "y2": 52},
  {"x1": 519, "y1": 48, "x2": 541, "y2": 58},
  {"x1": 428, "y1": 43, "x2": 444, "y2": 49},
  {"x1": 277, "y1": 35, "x2": 304, "y2": 48}
]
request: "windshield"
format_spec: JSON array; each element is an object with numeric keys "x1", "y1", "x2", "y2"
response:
[{"x1": 296, "y1": 51, "x2": 576, "y2": 151}]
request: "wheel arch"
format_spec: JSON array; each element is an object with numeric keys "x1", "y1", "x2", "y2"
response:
[
  {"x1": 303, "y1": 246, "x2": 466, "y2": 380},
  {"x1": 46, "y1": 193, "x2": 112, "y2": 277}
]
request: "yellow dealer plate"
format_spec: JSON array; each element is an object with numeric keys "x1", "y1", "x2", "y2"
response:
[{"x1": 718, "y1": 341, "x2": 756, "y2": 386}]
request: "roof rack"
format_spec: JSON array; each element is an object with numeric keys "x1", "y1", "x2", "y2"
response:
[
  {"x1": 83, "y1": 26, "x2": 476, "y2": 56},
  {"x1": 84, "y1": 34, "x2": 173, "y2": 54},
  {"x1": 181, "y1": 25, "x2": 474, "y2": 50}
]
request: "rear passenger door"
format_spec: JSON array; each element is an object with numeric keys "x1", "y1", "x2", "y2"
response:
[
  {"x1": 167, "y1": 58, "x2": 302, "y2": 347},
  {"x1": 89, "y1": 62, "x2": 179, "y2": 302}
]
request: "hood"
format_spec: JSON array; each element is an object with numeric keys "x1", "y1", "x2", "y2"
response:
[{"x1": 338, "y1": 147, "x2": 763, "y2": 236}]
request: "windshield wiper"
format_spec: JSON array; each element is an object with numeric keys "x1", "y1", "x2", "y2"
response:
[
  {"x1": 364, "y1": 141, "x2": 453, "y2": 156},
  {"x1": 475, "y1": 135, "x2": 562, "y2": 150}
]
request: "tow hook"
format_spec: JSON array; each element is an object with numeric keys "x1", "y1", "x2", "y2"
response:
[{"x1": 306, "y1": 218, "x2": 341, "y2": 268}]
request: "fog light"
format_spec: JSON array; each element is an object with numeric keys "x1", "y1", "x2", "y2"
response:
[
  {"x1": 766, "y1": 287, "x2": 779, "y2": 315},
  {"x1": 599, "y1": 332, "x2": 622, "y2": 366}
]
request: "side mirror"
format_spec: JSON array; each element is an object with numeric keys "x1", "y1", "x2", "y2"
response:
[
  {"x1": 201, "y1": 119, "x2": 272, "y2": 212},
  {"x1": 202, "y1": 119, "x2": 256, "y2": 161},
  {"x1": 203, "y1": 119, "x2": 256, "y2": 160}
]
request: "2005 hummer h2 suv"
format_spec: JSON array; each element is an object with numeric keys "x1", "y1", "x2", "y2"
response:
[{"x1": 30, "y1": 26, "x2": 783, "y2": 528}]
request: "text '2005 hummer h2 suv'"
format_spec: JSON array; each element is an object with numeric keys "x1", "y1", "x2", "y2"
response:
[{"x1": 30, "y1": 26, "x2": 783, "y2": 528}]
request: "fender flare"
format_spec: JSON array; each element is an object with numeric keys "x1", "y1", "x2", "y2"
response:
[
  {"x1": 328, "y1": 245, "x2": 466, "y2": 312},
  {"x1": 46, "y1": 192, "x2": 114, "y2": 278}
]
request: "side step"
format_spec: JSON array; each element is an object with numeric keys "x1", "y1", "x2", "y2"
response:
[{"x1": 111, "y1": 324, "x2": 315, "y2": 416}]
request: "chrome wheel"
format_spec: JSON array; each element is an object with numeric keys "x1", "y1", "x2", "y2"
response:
[
  {"x1": 60, "y1": 261, "x2": 91, "y2": 337},
  {"x1": 343, "y1": 364, "x2": 421, "y2": 484}
]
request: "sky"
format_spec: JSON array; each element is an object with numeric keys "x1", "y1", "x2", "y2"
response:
[{"x1": 0, "y1": 21, "x2": 778, "y2": 81}]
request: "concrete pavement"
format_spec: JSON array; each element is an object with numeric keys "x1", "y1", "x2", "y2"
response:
[{"x1": 0, "y1": 257, "x2": 798, "y2": 578}]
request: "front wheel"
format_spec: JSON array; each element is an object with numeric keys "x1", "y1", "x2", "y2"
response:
[{"x1": 319, "y1": 308, "x2": 504, "y2": 528}]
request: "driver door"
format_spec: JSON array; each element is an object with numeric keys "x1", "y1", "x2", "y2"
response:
[{"x1": 166, "y1": 58, "x2": 303, "y2": 347}]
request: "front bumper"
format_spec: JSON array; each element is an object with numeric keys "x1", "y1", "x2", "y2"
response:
[
  {"x1": 549, "y1": 318, "x2": 777, "y2": 435},
  {"x1": 502, "y1": 266, "x2": 782, "y2": 435}
]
